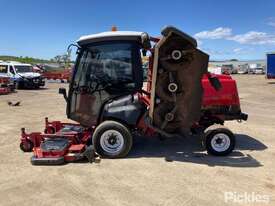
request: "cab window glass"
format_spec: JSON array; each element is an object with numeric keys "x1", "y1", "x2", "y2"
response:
[
  {"x1": 0, "y1": 65, "x2": 8, "y2": 73},
  {"x1": 73, "y1": 42, "x2": 137, "y2": 91},
  {"x1": 14, "y1": 65, "x2": 33, "y2": 73},
  {"x1": 87, "y1": 43, "x2": 133, "y2": 84},
  {"x1": 9, "y1": 66, "x2": 15, "y2": 74},
  {"x1": 74, "y1": 50, "x2": 88, "y2": 85}
]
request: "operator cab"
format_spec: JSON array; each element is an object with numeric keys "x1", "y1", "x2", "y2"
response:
[{"x1": 64, "y1": 31, "x2": 151, "y2": 126}]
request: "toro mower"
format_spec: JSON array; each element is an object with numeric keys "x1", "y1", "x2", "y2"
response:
[{"x1": 20, "y1": 26, "x2": 248, "y2": 165}]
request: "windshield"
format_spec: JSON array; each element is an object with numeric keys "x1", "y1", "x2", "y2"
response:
[
  {"x1": 14, "y1": 65, "x2": 33, "y2": 73},
  {"x1": 73, "y1": 42, "x2": 141, "y2": 93}
]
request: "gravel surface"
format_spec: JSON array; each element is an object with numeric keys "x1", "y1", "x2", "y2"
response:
[{"x1": 0, "y1": 75, "x2": 274, "y2": 206}]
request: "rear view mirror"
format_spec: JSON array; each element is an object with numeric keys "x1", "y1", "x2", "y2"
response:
[
  {"x1": 67, "y1": 43, "x2": 81, "y2": 61},
  {"x1": 59, "y1": 88, "x2": 68, "y2": 102}
]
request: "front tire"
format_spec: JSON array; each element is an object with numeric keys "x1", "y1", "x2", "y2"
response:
[
  {"x1": 204, "y1": 126, "x2": 235, "y2": 156},
  {"x1": 15, "y1": 81, "x2": 22, "y2": 89},
  {"x1": 20, "y1": 140, "x2": 34, "y2": 152},
  {"x1": 92, "y1": 121, "x2": 133, "y2": 158}
]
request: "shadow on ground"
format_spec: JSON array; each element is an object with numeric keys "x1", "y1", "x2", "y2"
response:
[{"x1": 128, "y1": 134, "x2": 267, "y2": 167}]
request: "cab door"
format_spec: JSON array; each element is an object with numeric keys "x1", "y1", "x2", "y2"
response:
[
  {"x1": 8, "y1": 65, "x2": 16, "y2": 78},
  {"x1": 68, "y1": 50, "x2": 99, "y2": 126},
  {"x1": 67, "y1": 41, "x2": 143, "y2": 127}
]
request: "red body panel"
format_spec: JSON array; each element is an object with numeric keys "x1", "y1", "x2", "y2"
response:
[
  {"x1": 20, "y1": 119, "x2": 92, "y2": 163},
  {"x1": 0, "y1": 77, "x2": 11, "y2": 95},
  {"x1": 44, "y1": 117, "x2": 81, "y2": 134},
  {"x1": 0, "y1": 77, "x2": 10, "y2": 84},
  {"x1": 0, "y1": 87, "x2": 10, "y2": 95},
  {"x1": 202, "y1": 74, "x2": 240, "y2": 108},
  {"x1": 42, "y1": 70, "x2": 71, "y2": 81}
]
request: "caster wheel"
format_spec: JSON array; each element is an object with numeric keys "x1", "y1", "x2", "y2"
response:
[
  {"x1": 20, "y1": 140, "x2": 34, "y2": 152},
  {"x1": 204, "y1": 126, "x2": 235, "y2": 156}
]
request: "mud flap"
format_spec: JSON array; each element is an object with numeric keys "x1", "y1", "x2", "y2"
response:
[{"x1": 149, "y1": 26, "x2": 209, "y2": 134}]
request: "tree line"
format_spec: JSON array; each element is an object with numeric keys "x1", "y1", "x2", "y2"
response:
[{"x1": 0, "y1": 52, "x2": 73, "y2": 66}]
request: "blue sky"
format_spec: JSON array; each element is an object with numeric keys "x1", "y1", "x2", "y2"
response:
[{"x1": 0, "y1": 0, "x2": 275, "y2": 60}]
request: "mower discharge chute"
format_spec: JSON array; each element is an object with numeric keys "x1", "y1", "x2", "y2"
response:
[{"x1": 20, "y1": 26, "x2": 248, "y2": 165}]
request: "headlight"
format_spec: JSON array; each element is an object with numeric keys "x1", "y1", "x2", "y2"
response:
[{"x1": 33, "y1": 78, "x2": 39, "y2": 83}]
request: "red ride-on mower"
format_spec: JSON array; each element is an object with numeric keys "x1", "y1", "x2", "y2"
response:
[{"x1": 20, "y1": 26, "x2": 247, "y2": 165}]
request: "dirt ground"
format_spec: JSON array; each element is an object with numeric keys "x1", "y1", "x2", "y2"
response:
[{"x1": 0, "y1": 75, "x2": 274, "y2": 206}]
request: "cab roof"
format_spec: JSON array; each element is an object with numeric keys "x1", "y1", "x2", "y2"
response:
[{"x1": 77, "y1": 31, "x2": 145, "y2": 46}]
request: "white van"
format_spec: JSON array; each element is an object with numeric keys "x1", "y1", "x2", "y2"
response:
[{"x1": 0, "y1": 61, "x2": 45, "y2": 89}]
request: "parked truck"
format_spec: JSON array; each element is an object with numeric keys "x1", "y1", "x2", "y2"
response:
[
  {"x1": 0, "y1": 64, "x2": 15, "y2": 94},
  {"x1": 266, "y1": 53, "x2": 275, "y2": 79},
  {"x1": 0, "y1": 61, "x2": 45, "y2": 89}
]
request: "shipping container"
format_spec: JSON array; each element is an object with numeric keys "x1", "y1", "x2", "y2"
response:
[{"x1": 266, "y1": 53, "x2": 275, "y2": 79}]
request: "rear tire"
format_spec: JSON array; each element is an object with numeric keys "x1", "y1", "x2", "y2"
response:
[
  {"x1": 204, "y1": 126, "x2": 235, "y2": 156},
  {"x1": 92, "y1": 121, "x2": 133, "y2": 158}
]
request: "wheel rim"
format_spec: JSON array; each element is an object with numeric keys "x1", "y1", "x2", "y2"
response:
[
  {"x1": 21, "y1": 141, "x2": 32, "y2": 151},
  {"x1": 100, "y1": 130, "x2": 124, "y2": 155},
  {"x1": 171, "y1": 50, "x2": 182, "y2": 60},
  {"x1": 210, "y1": 133, "x2": 231, "y2": 152}
]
